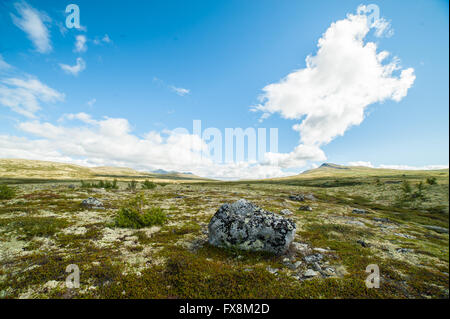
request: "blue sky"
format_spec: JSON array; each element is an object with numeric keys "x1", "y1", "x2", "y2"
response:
[{"x1": 0, "y1": 0, "x2": 448, "y2": 179}]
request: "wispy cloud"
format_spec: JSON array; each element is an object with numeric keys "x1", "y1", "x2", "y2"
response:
[
  {"x1": 0, "y1": 55, "x2": 12, "y2": 70},
  {"x1": 170, "y1": 86, "x2": 190, "y2": 96},
  {"x1": 86, "y1": 98, "x2": 96, "y2": 107},
  {"x1": 0, "y1": 75, "x2": 64, "y2": 118},
  {"x1": 153, "y1": 77, "x2": 190, "y2": 96},
  {"x1": 93, "y1": 34, "x2": 112, "y2": 45},
  {"x1": 10, "y1": 1, "x2": 52, "y2": 53},
  {"x1": 347, "y1": 161, "x2": 448, "y2": 170},
  {"x1": 59, "y1": 57, "x2": 86, "y2": 76}
]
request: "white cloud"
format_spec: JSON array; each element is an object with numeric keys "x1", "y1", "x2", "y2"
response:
[
  {"x1": 0, "y1": 113, "x2": 290, "y2": 179},
  {"x1": 59, "y1": 58, "x2": 86, "y2": 76},
  {"x1": 347, "y1": 161, "x2": 448, "y2": 170},
  {"x1": 0, "y1": 76, "x2": 64, "y2": 118},
  {"x1": 74, "y1": 35, "x2": 87, "y2": 53},
  {"x1": 11, "y1": 1, "x2": 52, "y2": 53},
  {"x1": 378, "y1": 164, "x2": 449, "y2": 170},
  {"x1": 251, "y1": 8, "x2": 415, "y2": 168},
  {"x1": 102, "y1": 34, "x2": 111, "y2": 43},
  {"x1": 170, "y1": 86, "x2": 190, "y2": 96},
  {"x1": 0, "y1": 55, "x2": 12, "y2": 70},
  {"x1": 86, "y1": 98, "x2": 96, "y2": 107},
  {"x1": 347, "y1": 161, "x2": 374, "y2": 167},
  {"x1": 93, "y1": 34, "x2": 112, "y2": 45}
]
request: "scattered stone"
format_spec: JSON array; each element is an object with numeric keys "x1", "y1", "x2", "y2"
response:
[
  {"x1": 208, "y1": 199, "x2": 296, "y2": 255},
  {"x1": 266, "y1": 267, "x2": 279, "y2": 274},
  {"x1": 280, "y1": 209, "x2": 293, "y2": 216},
  {"x1": 357, "y1": 240, "x2": 369, "y2": 248},
  {"x1": 346, "y1": 220, "x2": 365, "y2": 226},
  {"x1": 298, "y1": 205, "x2": 312, "y2": 211},
  {"x1": 373, "y1": 217, "x2": 390, "y2": 223},
  {"x1": 175, "y1": 195, "x2": 185, "y2": 199},
  {"x1": 304, "y1": 253, "x2": 323, "y2": 264},
  {"x1": 304, "y1": 194, "x2": 316, "y2": 201},
  {"x1": 68, "y1": 184, "x2": 76, "y2": 189},
  {"x1": 313, "y1": 248, "x2": 330, "y2": 253},
  {"x1": 423, "y1": 225, "x2": 449, "y2": 234},
  {"x1": 394, "y1": 233, "x2": 416, "y2": 239},
  {"x1": 352, "y1": 208, "x2": 369, "y2": 214},
  {"x1": 291, "y1": 242, "x2": 309, "y2": 254},
  {"x1": 81, "y1": 197, "x2": 104, "y2": 209},
  {"x1": 288, "y1": 194, "x2": 305, "y2": 202},
  {"x1": 323, "y1": 267, "x2": 336, "y2": 276},
  {"x1": 303, "y1": 269, "x2": 320, "y2": 278},
  {"x1": 312, "y1": 262, "x2": 322, "y2": 271},
  {"x1": 396, "y1": 248, "x2": 413, "y2": 254}
]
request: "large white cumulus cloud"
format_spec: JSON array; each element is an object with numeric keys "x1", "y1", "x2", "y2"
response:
[{"x1": 252, "y1": 10, "x2": 415, "y2": 158}]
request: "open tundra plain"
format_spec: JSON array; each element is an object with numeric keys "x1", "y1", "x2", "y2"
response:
[{"x1": 0, "y1": 160, "x2": 448, "y2": 299}]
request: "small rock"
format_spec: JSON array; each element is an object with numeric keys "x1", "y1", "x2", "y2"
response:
[
  {"x1": 81, "y1": 197, "x2": 104, "y2": 209},
  {"x1": 289, "y1": 194, "x2": 305, "y2": 202},
  {"x1": 396, "y1": 248, "x2": 413, "y2": 254},
  {"x1": 304, "y1": 194, "x2": 316, "y2": 201},
  {"x1": 312, "y1": 262, "x2": 322, "y2": 271},
  {"x1": 373, "y1": 217, "x2": 390, "y2": 223},
  {"x1": 303, "y1": 269, "x2": 320, "y2": 278},
  {"x1": 346, "y1": 220, "x2": 365, "y2": 226},
  {"x1": 394, "y1": 233, "x2": 416, "y2": 239},
  {"x1": 423, "y1": 225, "x2": 449, "y2": 234},
  {"x1": 357, "y1": 240, "x2": 369, "y2": 247},
  {"x1": 266, "y1": 267, "x2": 279, "y2": 274},
  {"x1": 352, "y1": 208, "x2": 369, "y2": 214},
  {"x1": 280, "y1": 209, "x2": 293, "y2": 216},
  {"x1": 291, "y1": 242, "x2": 309, "y2": 253},
  {"x1": 313, "y1": 248, "x2": 329, "y2": 253},
  {"x1": 298, "y1": 205, "x2": 312, "y2": 211},
  {"x1": 304, "y1": 253, "x2": 323, "y2": 264}
]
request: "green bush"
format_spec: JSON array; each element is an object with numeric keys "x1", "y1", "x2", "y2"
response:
[
  {"x1": 127, "y1": 180, "x2": 138, "y2": 191},
  {"x1": 114, "y1": 193, "x2": 166, "y2": 229},
  {"x1": 0, "y1": 184, "x2": 16, "y2": 200},
  {"x1": 80, "y1": 179, "x2": 118, "y2": 189},
  {"x1": 142, "y1": 180, "x2": 157, "y2": 190},
  {"x1": 426, "y1": 177, "x2": 437, "y2": 185},
  {"x1": 400, "y1": 180, "x2": 412, "y2": 194}
]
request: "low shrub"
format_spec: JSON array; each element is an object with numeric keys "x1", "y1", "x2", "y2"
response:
[
  {"x1": 127, "y1": 180, "x2": 138, "y2": 191},
  {"x1": 142, "y1": 180, "x2": 157, "y2": 190},
  {"x1": 81, "y1": 179, "x2": 118, "y2": 189},
  {"x1": 0, "y1": 184, "x2": 16, "y2": 200},
  {"x1": 426, "y1": 177, "x2": 437, "y2": 185},
  {"x1": 114, "y1": 193, "x2": 166, "y2": 228}
]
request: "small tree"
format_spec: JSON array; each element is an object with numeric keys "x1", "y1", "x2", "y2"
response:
[
  {"x1": 401, "y1": 180, "x2": 412, "y2": 194},
  {"x1": 127, "y1": 180, "x2": 138, "y2": 191},
  {"x1": 142, "y1": 180, "x2": 157, "y2": 190}
]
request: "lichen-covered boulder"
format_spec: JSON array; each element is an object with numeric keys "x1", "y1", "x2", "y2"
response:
[{"x1": 208, "y1": 199, "x2": 296, "y2": 255}]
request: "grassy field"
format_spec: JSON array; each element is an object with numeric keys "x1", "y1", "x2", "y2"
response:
[{"x1": 0, "y1": 160, "x2": 448, "y2": 298}]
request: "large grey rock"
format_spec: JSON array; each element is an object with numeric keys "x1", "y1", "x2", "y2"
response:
[{"x1": 208, "y1": 199, "x2": 296, "y2": 255}]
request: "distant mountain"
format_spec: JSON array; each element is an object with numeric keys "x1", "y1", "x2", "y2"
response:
[{"x1": 0, "y1": 158, "x2": 208, "y2": 182}]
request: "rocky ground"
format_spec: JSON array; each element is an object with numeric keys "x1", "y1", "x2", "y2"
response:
[{"x1": 0, "y1": 173, "x2": 448, "y2": 299}]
